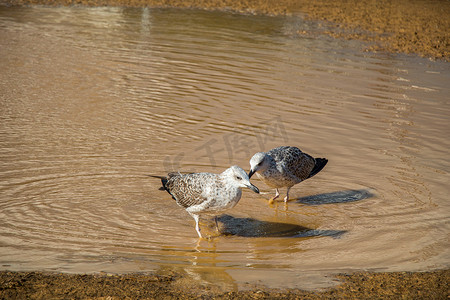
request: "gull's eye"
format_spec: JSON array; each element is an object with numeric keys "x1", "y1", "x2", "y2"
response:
[{"x1": 236, "y1": 176, "x2": 242, "y2": 180}]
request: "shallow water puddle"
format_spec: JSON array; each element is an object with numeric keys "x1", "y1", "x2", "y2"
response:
[{"x1": 0, "y1": 6, "x2": 449, "y2": 290}]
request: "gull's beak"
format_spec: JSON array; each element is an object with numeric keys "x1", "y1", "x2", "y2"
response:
[
  {"x1": 248, "y1": 169, "x2": 255, "y2": 179},
  {"x1": 247, "y1": 183, "x2": 259, "y2": 194}
]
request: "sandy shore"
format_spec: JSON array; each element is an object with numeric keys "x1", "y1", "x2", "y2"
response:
[
  {"x1": 1, "y1": 270, "x2": 449, "y2": 299},
  {"x1": 0, "y1": 0, "x2": 449, "y2": 298},
  {"x1": 1, "y1": 0, "x2": 449, "y2": 61}
]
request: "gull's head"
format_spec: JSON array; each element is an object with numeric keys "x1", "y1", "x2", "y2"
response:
[
  {"x1": 248, "y1": 152, "x2": 268, "y2": 178},
  {"x1": 223, "y1": 165, "x2": 259, "y2": 193}
]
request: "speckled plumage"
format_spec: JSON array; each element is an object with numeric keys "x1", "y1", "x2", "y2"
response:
[
  {"x1": 249, "y1": 146, "x2": 327, "y2": 202},
  {"x1": 161, "y1": 165, "x2": 259, "y2": 238}
]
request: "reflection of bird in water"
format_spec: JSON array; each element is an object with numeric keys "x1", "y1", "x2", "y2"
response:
[
  {"x1": 248, "y1": 146, "x2": 327, "y2": 203},
  {"x1": 159, "y1": 166, "x2": 259, "y2": 238}
]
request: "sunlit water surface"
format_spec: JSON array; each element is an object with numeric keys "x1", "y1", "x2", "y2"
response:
[{"x1": 0, "y1": 6, "x2": 449, "y2": 290}]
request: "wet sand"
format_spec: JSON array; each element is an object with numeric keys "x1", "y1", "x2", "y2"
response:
[
  {"x1": 0, "y1": 0, "x2": 449, "y2": 298},
  {"x1": 1, "y1": 0, "x2": 449, "y2": 61},
  {"x1": 1, "y1": 270, "x2": 449, "y2": 299}
]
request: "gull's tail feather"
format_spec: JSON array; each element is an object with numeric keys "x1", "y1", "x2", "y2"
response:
[
  {"x1": 147, "y1": 174, "x2": 169, "y2": 191},
  {"x1": 308, "y1": 158, "x2": 328, "y2": 179},
  {"x1": 147, "y1": 175, "x2": 166, "y2": 180},
  {"x1": 147, "y1": 174, "x2": 179, "y2": 198}
]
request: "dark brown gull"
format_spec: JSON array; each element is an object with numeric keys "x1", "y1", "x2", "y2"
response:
[
  {"x1": 160, "y1": 165, "x2": 259, "y2": 238},
  {"x1": 248, "y1": 146, "x2": 327, "y2": 203}
]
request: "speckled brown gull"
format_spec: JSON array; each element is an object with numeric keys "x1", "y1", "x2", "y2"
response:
[
  {"x1": 248, "y1": 146, "x2": 327, "y2": 203},
  {"x1": 160, "y1": 165, "x2": 259, "y2": 238}
]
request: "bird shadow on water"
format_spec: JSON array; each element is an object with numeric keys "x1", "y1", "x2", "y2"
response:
[
  {"x1": 214, "y1": 190, "x2": 374, "y2": 238},
  {"x1": 216, "y1": 214, "x2": 346, "y2": 239},
  {"x1": 296, "y1": 189, "x2": 375, "y2": 205}
]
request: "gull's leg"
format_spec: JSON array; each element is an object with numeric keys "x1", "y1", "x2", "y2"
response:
[
  {"x1": 191, "y1": 213, "x2": 202, "y2": 238},
  {"x1": 214, "y1": 216, "x2": 220, "y2": 234},
  {"x1": 284, "y1": 187, "x2": 291, "y2": 202},
  {"x1": 268, "y1": 188, "x2": 280, "y2": 204},
  {"x1": 273, "y1": 188, "x2": 280, "y2": 200}
]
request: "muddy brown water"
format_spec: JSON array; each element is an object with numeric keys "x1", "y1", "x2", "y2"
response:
[{"x1": 0, "y1": 6, "x2": 449, "y2": 291}]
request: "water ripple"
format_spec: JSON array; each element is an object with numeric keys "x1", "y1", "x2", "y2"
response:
[{"x1": 0, "y1": 5, "x2": 449, "y2": 290}]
